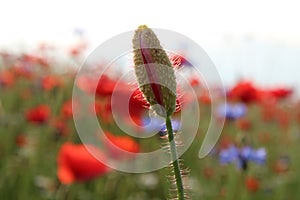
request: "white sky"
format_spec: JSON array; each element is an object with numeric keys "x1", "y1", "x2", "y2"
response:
[
  {"x1": 1, "y1": 0, "x2": 299, "y2": 46},
  {"x1": 1, "y1": 0, "x2": 300, "y2": 87}
]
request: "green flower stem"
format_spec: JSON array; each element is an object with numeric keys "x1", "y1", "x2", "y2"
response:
[{"x1": 166, "y1": 115, "x2": 184, "y2": 200}]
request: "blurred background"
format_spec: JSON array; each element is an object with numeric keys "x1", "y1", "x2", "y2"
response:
[
  {"x1": 1, "y1": 0, "x2": 299, "y2": 87},
  {"x1": 1, "y1": 1, "x2": 300, "y2": 200}
]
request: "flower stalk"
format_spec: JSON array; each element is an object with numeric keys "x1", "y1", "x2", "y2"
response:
[
  {"x1": 133, "y1": 25, "x2": 187, "y2": 199},
  {"x1": 166, "y1": 115, "x2": 185, "y2": 200}
]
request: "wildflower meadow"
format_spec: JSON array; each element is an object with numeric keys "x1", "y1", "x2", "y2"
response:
[{"x1": 1, "y1": 26, "x2": 300, "y2": 200}]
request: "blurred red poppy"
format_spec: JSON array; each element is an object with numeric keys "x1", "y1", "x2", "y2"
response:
[
  {"x1": 79, "y1": 72, "x2": 194, "y2": 125},
  {"x1": 57, "y1": 143, "x2": 110, "y2": 184},
  {"x1": 236, "y1": 118, "x2": 252, "y2": 131},
  {"x1": 168, "y1": 52, "x2": 191, "y2": 68},
  {"x1": 12, "y1": 62, "x2": 34, "y2": 79},
  {"x1": 189, "y1": 76, "x2": 201, "y2": 87},
  {"x1": 228, "y1": 81, "x2": 258, "y2": 103},
  {"x1": 199, "y1": 92, "x2": 211, "y2": 105},
  {"x1": 61, "y1": 99, "x2": 79, "y2": 119},
  {"x1": 0, "y1": 70, "x2": 15, "y2": 87},
  {"x1": 111, "y1": 87, "x2": 148, "y2": 125},
  {"x1": 76, "y1": 74, "x2": 118, "y2": 97},
  {"x1": 70, "y1": 47, "x2": 80, "y2": 56},
  {"x1": 99, "y1": 101, "x2": 113, "y2": 124},
  {"x1": 76, "y1": 75, "x2": 96, "y2": 93},
  {"x1": 69, "y1": 42, "x2": 87, "y2": 56},
  {"x1": 104, "y1": 132, "x2": 140, "y2": 159},
  {"x1": 219, "y1": 135, "x2": 233, "y2": 149},
  {"x1": 41, "y1": 75, "x2": 62, "y2": 91},
  {"x1": 96, "y1": 75, "x2": 118, "y2": 96},
  {"x1": 22, "y1": 53, "x2": 49, "y2": 68},
  {"x1": 128, "y1": 86, "x2": 191, "y2": 115},
  {"x1": 25, "y1": 104, "x2": 51, "y2": 124},
  {"x1": 90, "y1": 101, "x2": 102, "y2": 115},
  {"x1": 269, "y1": 88, "x2": 293, "y2": 100},
  {"x1": 245, "y1": 176, "x2": 260, "y2": 192}
]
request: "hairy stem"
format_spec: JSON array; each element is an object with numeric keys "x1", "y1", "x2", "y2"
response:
[{"x1": 166, "y1": 115, "x2": 184, "y2": 200}]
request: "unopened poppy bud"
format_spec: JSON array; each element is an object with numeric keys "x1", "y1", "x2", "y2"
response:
[{"x1": 132, "y1": 25, "x2": 176, "y2": 117}]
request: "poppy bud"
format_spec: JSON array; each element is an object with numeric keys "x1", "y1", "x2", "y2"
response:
[{"x1": 132, "y1": 25, "x2": 176, "y2": 117}]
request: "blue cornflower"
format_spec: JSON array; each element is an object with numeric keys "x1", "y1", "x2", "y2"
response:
[
  {"x1": 159, "y1": 120, "x2": 181, "y2": 136},
  {"x1": 142, "y1": 117, "x2": 165, "y2": 133},
  {"x1": 219, "y1": 145, "x2": 239, "y2": 164},
  {"x1": 219, "y1": 145, "x2": 266, "y2": 170},
  {"x1": 142, "y1": 117, "x2": 181, "y2": 136},
  {"x1": 240, "y1": 146, "x2": 266, "y2": 165},
  {"x1": 217, "y1": 102, "x2": 247, "y2": 120}
]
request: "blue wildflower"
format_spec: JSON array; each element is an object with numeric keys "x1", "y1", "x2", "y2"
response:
[
  {"x1": 219, "y1": 145, "x2": 266, "y2": 170},
  {"x1": 142, "y1": 117, "x2": 165, "y2": 133},
  {"x1": 217, "y1": 102, "x2": 247, "y2": 120},
  {"x1": 159, "y1": 120, "x2": 181, "y2": 136},
  {"x1": 142, "y1": 117, "x2": 181, "y2": 137},
  {"x1": 241, "y1": 146, "x2": 266, "y2": 165},
  {"x1": 219, "y1": 145, "x2": 239, "y2": 164}
]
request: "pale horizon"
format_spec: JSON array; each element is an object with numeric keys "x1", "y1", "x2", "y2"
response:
[{"x1": 1, "y1": 0, "x2": 300, "y2": 88}]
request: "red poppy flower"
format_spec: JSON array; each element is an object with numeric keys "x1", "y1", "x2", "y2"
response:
[
  {"x1": 199, "y1": 94, "x2": 211, "y2": 105},
  {"x1": 70, "y1": 47, "x2": 80, "y2": 56},
  {"x1": 99, "y1": 101, "x2": 113, "y2": 123},
  {"x1": 129, "y1": 87, "x2": 191, "y2": 114},
  {"x1": 41, "y1": 75, "x2": 62, "y2": 91},
  {"x1": 12, "y1": 62, "x2": 34, "y2": 79},
  {"x1": 0, "y1": 70, "x2": 15, "y2": 87},
  {"x1": 104, "y1": 132, "x2": 140, "y2": 159},
  {"x1": 96, "y1": 75, "x2": 118, "y2": 96},
  {"x1": 219, "y1": 135, "x2": 233, "y2": 149},
  {"x1": 25, "y1": 104, "x2": 51, "y2": 124},
  {"x1": 269, "y1": 88, "x2": 293, "y2": 99},
  {"x1": 76, "y1": 74, "x2": 118, "y2": 97},
  {"x1": 168, "y1": 52, "x2": 191, "y2": 68},
  {"x1": 69, "y1": 43, "x2": 87, "y2": 56},
  {"x1": 245, "y1": 176, "x2": 260, "y2": 192},
  {"x1": 90, "y1": 101, "x2": 102, "y2": 115},
  {"x1": 228, "y1": 81, "x2": 258, "y2": 103},
  {"x1": 76, "y1": 75, "x2": 96, "y2": 93},
  {"x1": 111, "y1": 86, "x2": 148, "y2": 125},
  {"x1": 236, "y1": 118, "x2": 252, "y2": 131},
  {"x1": 79, "y1": 71, "x2": 193, "y2": 125},
  {"x1": 22, "y1": 53, "x2": 49, "y2": 68},
  {"x1": 189, "y1": 76, "x2": 201, "y2": 87},
  {"x1": 112, "y1": 84, "x2": 192, "y2": 126},
  {"x1": 57, "y1": 143, "x2": 110, "y2": 184},
  {"x1": 61, "y1": 99, "x2": 79, "y2": 119}
]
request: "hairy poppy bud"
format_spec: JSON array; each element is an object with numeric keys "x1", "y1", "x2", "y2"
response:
[{"x1": 132, "y1": 25, "x2": 176, "y2": 117}]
